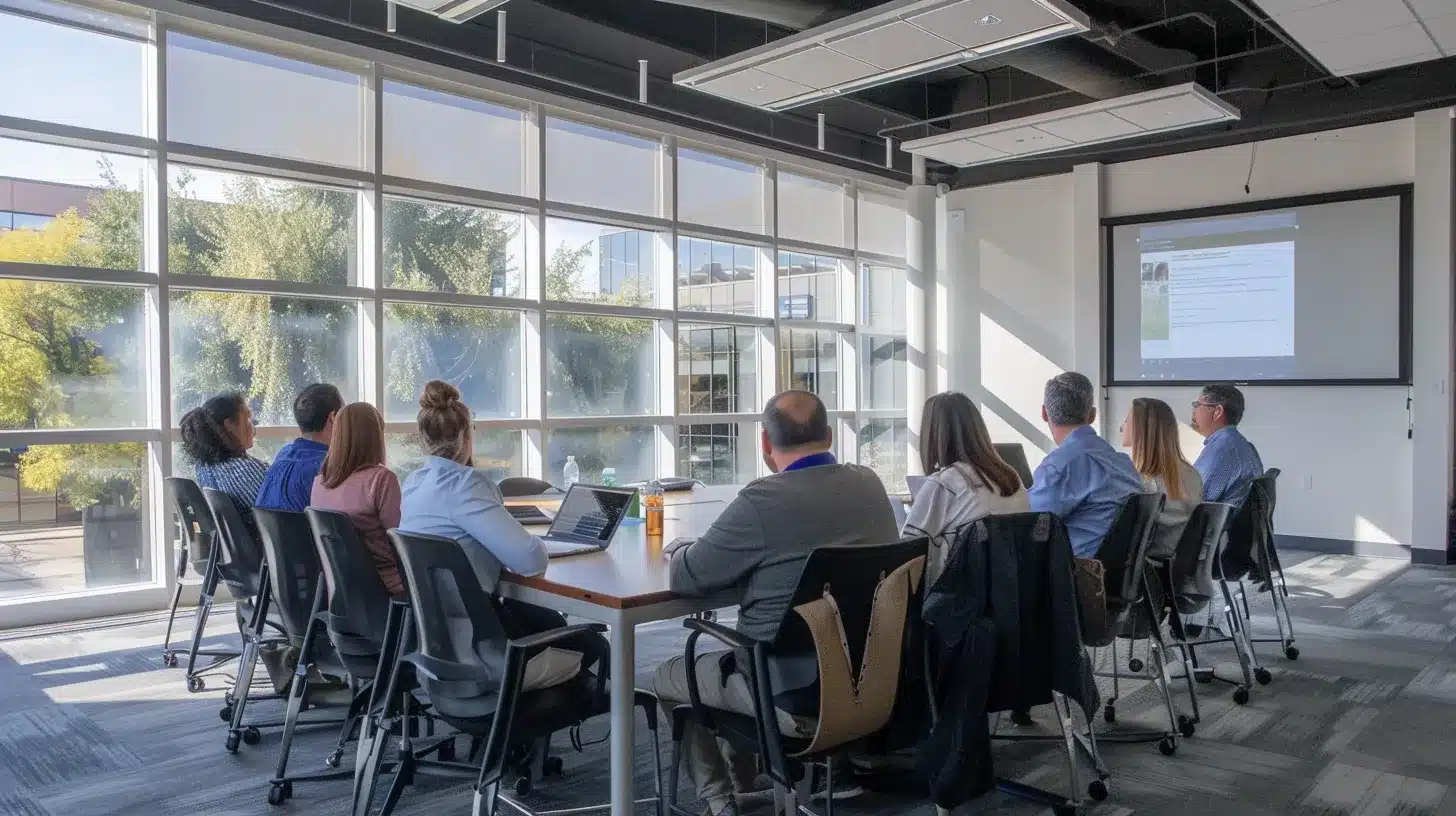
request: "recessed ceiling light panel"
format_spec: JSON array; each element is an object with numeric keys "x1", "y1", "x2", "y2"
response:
[
  {"x1": 673, "y1": 0, "x2": 1090, "y2": 111},
  {"x1": 902, "y1": 83, "x2": 1240, "y2": 168}
]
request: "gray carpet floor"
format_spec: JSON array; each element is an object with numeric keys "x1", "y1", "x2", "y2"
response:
[{"x1": 2, "y1": 550, "x2": 1456, "y2": 815}]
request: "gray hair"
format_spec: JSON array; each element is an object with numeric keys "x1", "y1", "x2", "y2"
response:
[{"x1": 1044, "y1": 371, "x2": 1096, "y2": 427}]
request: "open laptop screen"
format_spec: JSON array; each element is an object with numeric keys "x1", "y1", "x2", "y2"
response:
[{"x1": 548, "y1": 485, "x2": 634, "y2": 543}]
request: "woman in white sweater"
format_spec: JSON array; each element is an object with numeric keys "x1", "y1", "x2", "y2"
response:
[
  {"x1": 1121, "y1": 397, "x2": 1204, "y2": 562},
  {"x1": 903, "y1": 391, "x2": 1030, "y2": 585}
]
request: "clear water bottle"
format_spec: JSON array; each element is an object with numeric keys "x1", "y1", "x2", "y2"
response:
[
  {"x1": 563, "y1": 455, "x2": 580, "y2": 490},
  {"x1": 601, "y1": 467, "x2": 617, "y2": 487}
]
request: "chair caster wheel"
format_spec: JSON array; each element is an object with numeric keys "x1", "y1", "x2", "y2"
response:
[
  {"x1": 219, "y1": 705, "x2": 234, "y2": 722},
  {"x1": 514, "y1": 776, "x2": 532, "y2": 796},
  {"x1": 325, "y1": 751, "x2": 342, "y2": 768},
  {"x1": 436, "y1": 738, "x2": 455, "y2": 762},
  {"x1": 1054, "y1": 805, "x2": 1076, "y2": 816},
  {"x1": 163, "y1": 652, "x2": 178, "y2": 668},
  {"x1": 1285, "y1": 646, "x2": 1300, "y2": 660},
  {"x1": 1233, "y1": 687, "x2": 1250, "y2": 705},
  {"x1": 1178, "y1": 715, "x2": 1196, "y2": 738},
  {"x1": 1088, "y1": 779, "x2": 1109, "y2": 801},
  {"x1": 1128, "y1": 658, "x2": 1145, "y2": 674},
  {"x1": 187, "y1": 676, "x2": 205, "y2": 693},
  {"x1": 1010, "y1": 709, "x2": 1034, "y2": 727},
  {"x1": 1103, "y1": 705, "x2": 1116, "y2": 724},
  {"x1": 225, "y1": 731, "x2": 241, "y2": 753},
  {"x1": 242, "y1": 726, "x2": 262, "y2": 746},
  {"x1": 543, "y1": 756, "x2": 564, "y2": 776},
  {"x1": 1158, "y1": 737, "x2": 1177, "y2": 756},
  {"x1": 268, "y1": 781, "x2": 292, "y2": 806},
  {"x1": 1255, "y1": 668, "x2": 1273, "y2": 686}
]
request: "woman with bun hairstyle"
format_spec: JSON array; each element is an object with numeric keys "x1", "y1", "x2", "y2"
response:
[
  {"x1": 180, "y1": 392, "x2": 268, "y2": 545},
  {"x1": 398, "y1": 380, "x2": 604, "y2": 686}
]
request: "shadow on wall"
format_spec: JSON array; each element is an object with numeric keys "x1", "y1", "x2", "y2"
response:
[{"x1": 978, "y1": 297, "x2": 1071, "y2": 469}]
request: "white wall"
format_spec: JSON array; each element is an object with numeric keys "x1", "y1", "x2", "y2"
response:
[{"x1": 946, "y1": 118, "x2": 1425, "y2": 550}]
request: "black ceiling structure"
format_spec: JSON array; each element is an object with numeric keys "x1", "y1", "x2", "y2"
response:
[{"x1": 175, "y1": 0, "x2": 1456, "y2": 188}]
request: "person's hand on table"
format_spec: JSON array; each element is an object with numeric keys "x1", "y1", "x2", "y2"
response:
[{"x1": 663, "y1": 537, "x2": 695, "y2": 559}]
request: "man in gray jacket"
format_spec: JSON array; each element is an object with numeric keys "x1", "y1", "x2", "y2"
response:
[{"x1": 653, "y1": 390, "x2": 899, "y2": 816}]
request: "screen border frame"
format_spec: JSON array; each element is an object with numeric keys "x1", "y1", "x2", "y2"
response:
[{"x1": 1102, "y1": 184, "x2": 1414, "y2": 387}]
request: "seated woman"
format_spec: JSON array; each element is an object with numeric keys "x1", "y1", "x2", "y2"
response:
[
  {"x1": 398, "y1": 380, "x2": 602, "y2": 689},
  {"x1": 1121, "y1": 396, "x2": 1204, "y2": 562},
  {"x1": 904, "y1": 391, "x2": 1030, "y2": 586},
  {"x1": 180, "y1": 393, "x2": 269, "y2": 546},
  {"x1": 310, "y1": 402, "x2": 404, "y2": 598}
]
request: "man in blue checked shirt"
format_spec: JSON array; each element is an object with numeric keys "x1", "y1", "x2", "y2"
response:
[
  {"x1": 1028, "y1": 372, "x2": 1143, "y2": 559},
  {"x1": 1191, "y1": 383, "x2": 1264, "y2": 509}
]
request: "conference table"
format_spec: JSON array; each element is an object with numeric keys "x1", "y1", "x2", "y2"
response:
[{"x1": 500, "y1": 485, "x2": 741, "y2": 816}]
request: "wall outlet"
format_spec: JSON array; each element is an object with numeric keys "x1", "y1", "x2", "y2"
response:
[{"x1": 1302, "y1": 474, "x2": 1313, "y2": 490}]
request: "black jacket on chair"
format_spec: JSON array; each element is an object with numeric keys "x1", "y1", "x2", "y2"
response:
[{"x1": 917, "y1": 512, "x2": 1100, "y2": 810}]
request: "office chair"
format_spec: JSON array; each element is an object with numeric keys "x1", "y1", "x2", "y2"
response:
[
  {"x1": 160, "y1": 477, "x2": 240, "y2": 690},
  {"x1": 1226, "y1": 472, "x2": 1298, "y2": 661},
  {"x1": 355, "y1": 529, "x2": 663, "y2": 816},
  {"x1": 254, "y1": 508, "x2": 360, "y2": 807},
  {"x1": 666, "y1": 539, "x2": 927, "y2": 816},
  {"x1": 497, "y1": 477, "x2": 560, "y2": 498}
]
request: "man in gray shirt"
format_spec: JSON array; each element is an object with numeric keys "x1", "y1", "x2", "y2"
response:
[{"x1": 654, "y1": 390, "x2": 898, "y2": 816}]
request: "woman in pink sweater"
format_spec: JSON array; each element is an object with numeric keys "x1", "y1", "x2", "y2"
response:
[{"x1": 310, "y1": 402, "x2": 404, "y2": 597}]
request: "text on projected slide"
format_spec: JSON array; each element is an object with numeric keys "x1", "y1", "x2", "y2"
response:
[{"x1": 1138, "y1": 211, "x2": 1296, "y2": 363}]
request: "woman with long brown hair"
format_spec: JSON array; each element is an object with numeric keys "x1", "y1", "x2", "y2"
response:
[
  {"x1": 904, "y1": 391, "x2": 1029, "y2": 583},
  {"x1": 1121, "y1": 396, "x2": 1204, "y2": 560},
  {"x1": 310, "y1": 402, "x2": 404, "y2": 597}
]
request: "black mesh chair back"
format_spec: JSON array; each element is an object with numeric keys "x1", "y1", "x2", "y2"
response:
[
  {"x1": 1222, "y1": 472, "x2": 1278, "y2": 580},
  {"x1": 1097, "y1": 492, "x2": 1165, "y2": 608},
  {"x1": 166, "y1": 476, "x2": 219, "y2": 574},
  {"x1": 202, "y1": 487, "x2": 267, "y2": 599},
  {"x1": 497, "y1": 477, "x2": 559, "y2": 498},
  {"x1": 255, "y1": 508, "x2": 326, "y2": 649},
  {"x1": 306, "y1": 508, "x2": 396, "y2": 678},
  {"x1": 389, "y1": 529, "x2": 513, "y2": 721},
  {"x1": 1169, "y1": 502, "x2": 1233, "y2": 615}
]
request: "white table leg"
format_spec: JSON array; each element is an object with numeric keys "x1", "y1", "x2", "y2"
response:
[{"x1": 610, "y1": 616, "x2": 636, "y2": 816}]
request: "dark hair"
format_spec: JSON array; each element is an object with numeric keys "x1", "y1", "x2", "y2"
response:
[
  {"x1": 320, "y1": 402, "x2": 386, "y2": 489},
  {"x1": 919, "y1": 392, "x2": 1021, "y2": 498},
  {"x1": 293, "y1": 383, "x2": 344, "y2": 433},
  {"x1": 417, "y1": 380, "x2": 472, "y2": 464},
  {"x1": 763, "y1": 390, "x2": 831, "y2": 451},
  {"x1": 179, "y1": 393, "x2": 247, "y2": 466},
  {"x1": 1200, "y1": 383, "x2": 1246, "y2": 425}
]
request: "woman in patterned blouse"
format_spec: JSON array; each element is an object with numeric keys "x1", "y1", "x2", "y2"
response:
[{"x1": 180, "y1": 392, "x2": 269, "y2": 544}]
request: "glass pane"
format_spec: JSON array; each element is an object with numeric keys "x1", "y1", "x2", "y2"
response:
[
  {"x1": 167, "y1": 166, "x2": 357, "y2": 286},
  {"x1": 545, "y1": 118, "x2": 661, "y2": 217},
  {"x1": 383, "y1": 197, "x2": 525, "y2": 298},
  {"x1": 858, "y1": 418, "x2": 908, "y2": 494},
  {"x1": 0, "y1": 9, "x2": 145, "y2": 135},
  {"x1": 859, "y1": 333, "x2": 907, "y2": 410},
  {"x1": 776, "y1": 251, "x2": 840, "y2": 323},
  {"x1": 383, "y1": 304, "x2": 522, "y2": 421},
  {"x1": 779, "y1": 172, "x2": 846, "y2": 248},
  {"x1": 0, "y1": 441, "x2": 150, "y2": 600},
  {"x1": 0, "y1": 281, "x2": 146, "y2": 430},
  {"x1": 678, "y1": 237, "x2": 758, "y2": 316},
  {"x1": 384, "y1": 429, "x2": 522, "y2": 483},
  {"x1": 168, "y1": 34, "x2": 364, "y2": 168},
  {"x1": 0, "y1": 137, "x2": 144, "y2": 271},
  {"x1": 678, "y1": 148, "x2": 764, "y2": 233},
  {"x1": 170, "y1": 291, "x2": 359, "y2": 427},
  {"x1": 545, "y1": 315, "x2": 657, "y2": 417},
  {"x1": 778, "y1": 328, "x2": 839, "y2": 409},
  {"x1": 382, "y1": 81, "x2": 525, "y2": 195},
  {"x1": 545, "y1": 219, "x2": 660, "y2": 306},
  {"x1": 678, "y1": 325, "x2": 756, "y2": 414},
  {"x1": 861, "y1": 263, "x2": 906, "y2": 332},
  {"x1": 547, "y1": 426, "x2": 654, "y2": 485},
  {"x1": 858, "y1": 188, "x2": 906, "y2": 257},
  {"x1": 678, "y1": 423, "x2": 756, "y2": 485}
]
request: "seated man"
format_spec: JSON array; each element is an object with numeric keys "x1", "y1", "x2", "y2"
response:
[
  {"x1": 1028, "y1": 372, "x2": 1142, "y2": 559},
  {"x1": 1191, "y1": 383, "x2": 1264, "y2": 508},
  {"x1": 654, "y1": 390, "x2": 899, "y2": 816},
  {"x1": 256, "y1": 383, "x2": 343, "y2": 512}
]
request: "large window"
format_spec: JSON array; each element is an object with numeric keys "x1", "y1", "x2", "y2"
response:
[{"x1": 0, "y1": 2, "x2": 910, "y2": 612}]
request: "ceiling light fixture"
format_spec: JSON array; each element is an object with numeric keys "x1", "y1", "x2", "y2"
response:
[
  {"x1": 901, "y1": 83, "x2": 1240, "y2": 168},
  {"x1": 673, "y1": 0, "x2": 1090, "y2": 112},
  {"x1": 388, "y1": 0, "x2": 508, "y2": 24}
]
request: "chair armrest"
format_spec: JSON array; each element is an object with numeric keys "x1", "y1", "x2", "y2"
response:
[
  {"x1": 507, "y1": 623, "x2": 608, "y2": 655},
  {"x1": 401, "y1": 652, "x2": 495, "y2": 683},
  {"x1": 681, "y1": 617, "x2": 755, "y2": 650}
]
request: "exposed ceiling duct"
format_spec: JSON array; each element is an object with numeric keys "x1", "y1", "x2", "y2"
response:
[{"x1": 646, "y1": 0, "x2": 839, "y2": 30}]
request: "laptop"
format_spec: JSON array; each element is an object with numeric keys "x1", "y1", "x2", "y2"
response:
[
  {"x1": 994, "y1": 443, "x2": 1036, "y2": 488},
  {"x1": 507, "y1": 504, "x2": 555, "y2": 525},
  {"x1": 540, "y1": 484, "x2": 637, "y2": 558}
]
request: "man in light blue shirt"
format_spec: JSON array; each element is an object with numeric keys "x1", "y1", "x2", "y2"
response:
[
  {"x1": 1191, "y1": 383, "x2": 1264, "y2": 508},
  {"x1": 1028, "y1": 372, "x2": 1143, "y2": 558}
]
